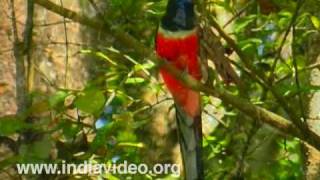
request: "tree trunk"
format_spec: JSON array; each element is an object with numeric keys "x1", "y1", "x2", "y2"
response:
[
  {"x1": 305, "y1": 34, "x2": 320, "y2": 179},
  {"x1": 305, "y1": 1, "x2": 320, "y2": 179}
]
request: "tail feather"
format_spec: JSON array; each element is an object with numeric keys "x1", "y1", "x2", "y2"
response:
[{"x1": 176, "y1": 105, "x2": 204, "y2": 180}]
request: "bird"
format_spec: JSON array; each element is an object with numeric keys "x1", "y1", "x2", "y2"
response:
[{"x1": 155, "y1": 0, "x2": 204, "y2": 179}]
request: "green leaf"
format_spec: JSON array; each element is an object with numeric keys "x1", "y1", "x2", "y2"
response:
[
  {"x1": 30, "y1": 100, "x2": 50, "y2": 114},
  {"x1": 125, "y1": 77, "x2": 145, "y2": 84},
  {"x1": 0, "y1": 156, "x2": 21, "y2": 170},
  {"x1": 104, "y1": 173, "x2": 120, "y2": 180},
  {"x1": 235, "y1": 15, "x2": 256, "y2": 33},
  {"x1": 91, "y1": 122, "x2": 114, "y2": 150},
  {"x1": 19, "y1": 135, "x2": 52, "y2": 162},
  {"x1": 61, "y1": 120, "x2": 81, "y2": 139},
  {"x1": 117, "y1": 131, "x2": 137, "y2": 142},
  {"x1": 311, "y1": 16, "x2": 320, "y2": 29},
  {"x1": 95, "y1": 52, "x2": 117, "y2": 66},
  {"x1": 117, "y1": 142, "x2": 144, "y2": 148},
  {"x1": 0, "y1": 116, "x2": 27, "y2": 136},
  {"x1": 74, "y1": 89, "x2": 105, "y2": 115},
  {"x1": 48, "y1": 91, "x2": 68, "y2": 108},
  {"x1": 239, "y1": 38, "x2": 262, "y2": 52},
  {"x1": 31, "y1": 135, "x2": 52, "y2": 159}
]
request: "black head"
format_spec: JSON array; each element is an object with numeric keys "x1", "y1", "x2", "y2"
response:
[{"x1": 161, "y1": 0, "x2": 195, "y2": 31}]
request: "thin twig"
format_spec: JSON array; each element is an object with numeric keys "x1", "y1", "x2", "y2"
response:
[
  {"x1": 275, "y1": 62, "x2": 320, "y2": 84},
  {"x1": 292, "y1": 2, "x2": 307, "y2": 123},
  {"x1": 223, "y1": 0, "x2": 254, "y2": 28},
  {"x1": 35, "y1": 20, "x2": 72, "y2": 27},
  {"x1": 203, "y1": 109, "x2": 227, "y2": 127},
  {"x1": 235, "y1": 120, "x2": 260, "y2": 178},
  {"x1": 49, "y1": 40, "x2": 87, "y2": 46},
  {"x1": 268, "y1": 0, "x2": 305, "y2": 82},
  {"x1": 9, "y1": 0, "x2": 19, "y2": 42},
  {"x1": 59, "y1": 0, "x2": 69, "y2": 88}
]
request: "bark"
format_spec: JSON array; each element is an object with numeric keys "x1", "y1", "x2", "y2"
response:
[
  {"x1": 24, "y1": 0, "x2": 35, "y2": 93},
  {"x1": 305, "y1": 33, "x2": 320, "y2": 180},
  {"x1": 10, "y1": 0, "x2": 27, "y2": 114},
  {"x1": 303, "y1": 0, "x2": 320, "y2": 179},
  {"x1": 305, "y1": 5, "x2": 320, "y2": 179}
]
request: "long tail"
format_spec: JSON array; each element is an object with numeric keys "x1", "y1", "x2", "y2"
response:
[{"x1": 176, "y1": 105, "x2": 204, "y2": 180}]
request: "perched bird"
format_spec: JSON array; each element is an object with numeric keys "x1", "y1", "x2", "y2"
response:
[{"x1": 155, "y1": 0, "x2": 204, "y2": 179}]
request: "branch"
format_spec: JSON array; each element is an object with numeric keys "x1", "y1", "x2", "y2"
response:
[
  {"x1": 223, "y1": 0, "x2": 254, "y2": 28},
  {"x1": 10, "y1": 0, "x2": 27, "y2": 114},
  {"x1": 269, "y1": 0, "x2": 305, "y2": 81},
  {"x1": 33, "y1": 0, "x2": 320, "y2": 150},
  {"x1": 34, "y1": 0, "x2": 149, "y2": 57},
  {"x1": 24, "y1": 0, "x2": 35, "y2": 92},
  {"x1": 58, "y1": 0, "x2": 69, "y2": 88}
]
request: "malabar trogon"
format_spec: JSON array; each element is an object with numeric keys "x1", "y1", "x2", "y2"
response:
[{"x1": 155, "y1": 0, "x2": 204, "y2": 179}]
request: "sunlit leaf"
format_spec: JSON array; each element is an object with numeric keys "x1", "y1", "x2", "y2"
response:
[
  {"x1": 117, "y1": 142, "x2": 144, "y2": 148},
  {"x1": 48, "y1": 91, "x2": 68, "y2": 108},
  {"x1": 311, "y1": 16, "x2": 320, "y2": 29},
  {"x1": 234, "y1": 15, "x2": 257, "y2": 33},
  {"x1": 125, "y1": 77, "x2": 146, "y2": 84},
  {"x1": 74, "y1": 89, "x2": 105, "y2": 115}
]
